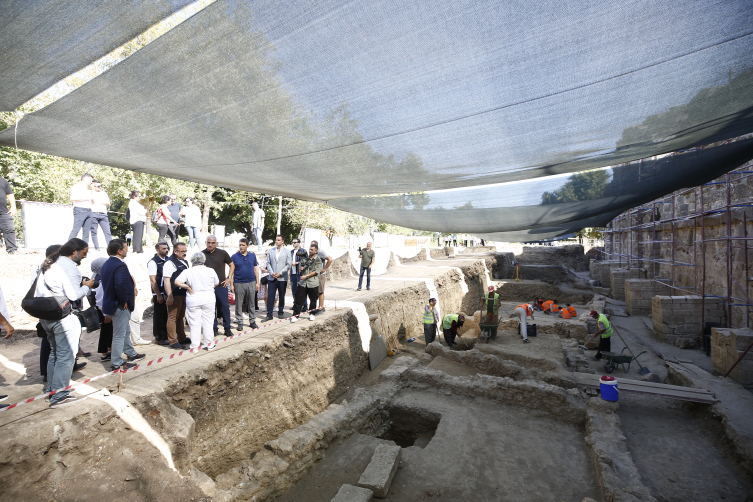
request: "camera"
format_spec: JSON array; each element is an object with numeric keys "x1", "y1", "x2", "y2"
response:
[{"x1": 83, "y1": 276, "x2": 100, "y2": 289}]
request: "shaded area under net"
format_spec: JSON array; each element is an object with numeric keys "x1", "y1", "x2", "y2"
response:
[{"x1": 2, "y1": 0, "x2": 753, "y2": 233}]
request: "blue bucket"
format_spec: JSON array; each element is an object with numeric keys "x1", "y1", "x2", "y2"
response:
[{"x1": 600, "y1": 376, "x2": 618, "y2": 402}]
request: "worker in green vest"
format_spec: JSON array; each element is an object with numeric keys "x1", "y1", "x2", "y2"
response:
[
  {"x1": 442, "y1": 313, "x2": 465, "y2": 347},
  {"x1": 422, "y1": 298, "x2": 439, "y2": 345},
  {"x1": 480, "y1": 286, "x2": 500, "y2": 338},
  {"x1": 589, "y1": 310, "x2": 613, "y2": 360}
]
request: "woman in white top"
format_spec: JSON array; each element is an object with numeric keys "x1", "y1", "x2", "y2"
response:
[
  {"x1": 174, "y1": 252, "x2": 219, "y2": 350},
  {"x1": 128, "y1": 191, "x2": 148, "y2": 253},
  {"x1": 180, "y1": 197, "x2": 203, "y2": 248}
]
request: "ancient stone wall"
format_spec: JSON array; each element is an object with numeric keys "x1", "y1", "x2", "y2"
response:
[
  {"x1": 605, "y1": 162, "x2": 753, "y2": 329},
  {"x1": 711, "y1": 327, "x2": 753, "y2": 386},
  {"x1": 625, "y1": 279, "x2": 670, "y2": 316},
  {"x1": 609, "y1": 268, "x2": 645, "y2": 300},
  {"x1": 516, "y1": 245, "x2": 589, "y2": 271},
  {"x1": 652, "y1": 295, "x2": 726, "y2": 347}
]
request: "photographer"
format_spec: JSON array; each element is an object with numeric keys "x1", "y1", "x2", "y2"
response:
[{"x1": 290, "y1": 243, "x2": 322, "y2": 323}]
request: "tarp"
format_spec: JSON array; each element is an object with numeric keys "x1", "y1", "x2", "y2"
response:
[
  {"x1": 0, "y1": 0, "x2": 195, "y2": 111},
  {"x1": 2, "y1": 0, "x2": 753, "y2": 232}
]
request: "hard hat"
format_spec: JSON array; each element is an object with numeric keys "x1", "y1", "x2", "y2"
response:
[
  {"x1": 458, "y1": 314, "x2": 465, "y2": 321},
  {"x1": 488, "y1": 286, "x2": 495, "y2": 292}
]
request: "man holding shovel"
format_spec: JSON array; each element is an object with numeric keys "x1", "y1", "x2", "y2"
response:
[{"x1": 589, "y1": 310, "x2": 613, "y2": 360}]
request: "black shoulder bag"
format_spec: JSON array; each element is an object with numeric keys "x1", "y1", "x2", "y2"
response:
[{"x1": 21, "y1": 272, "x2": 73, "y2": 321}]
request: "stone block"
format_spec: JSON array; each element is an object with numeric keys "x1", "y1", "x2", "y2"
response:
[
  {"x1": 671, "y1": 296, "x2": 687, "y2": 303},
  {"x1": 358, "y1": 444, "x2": 401, "y2": 498},
  {"x1": 332, "y1": 484, "x2": 374, "y2": 502}
]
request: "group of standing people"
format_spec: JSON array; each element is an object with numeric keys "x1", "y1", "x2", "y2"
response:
[
  {"x1": 439, "y1": 234, "x2": 483, "y2": 247},
  {"x1": 127, "y1": 190, "x2": 203, "y2": 253}
]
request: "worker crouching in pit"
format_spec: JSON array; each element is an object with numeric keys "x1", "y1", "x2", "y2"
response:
[
  {"x1": 513, "y1": 303, "x2": 533, "y2": 343},
  {"x1": 442, "y1": 313, "x2": 465, "y2": 347},
  {"x1": 480, "y1": 286, "x2": 500, "y2": 339}
]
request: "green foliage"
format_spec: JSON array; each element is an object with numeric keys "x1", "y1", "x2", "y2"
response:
[{"x1": 541, "y1": 170, "x2": 610, "y2": 204}]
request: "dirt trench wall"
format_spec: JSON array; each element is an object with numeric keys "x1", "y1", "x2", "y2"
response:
[{"x1": 167, "y1": 263, "x2": 478, "y2": 480}]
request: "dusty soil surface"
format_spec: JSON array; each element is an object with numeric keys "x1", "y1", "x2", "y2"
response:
[
  {"x1": 279, "y1": 390, "x2": 601, "y2": 502},
  {"x1": 618, "y1": 393, "x2": 752, "y2": 502}
]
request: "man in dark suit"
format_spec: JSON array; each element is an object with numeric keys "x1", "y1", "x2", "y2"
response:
[{"x1": 100, "y1": 239, "x2": 145, "y2": 371}]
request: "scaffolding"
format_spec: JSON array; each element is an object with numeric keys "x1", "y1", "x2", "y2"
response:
[{"x1": 601, "y1": 159, "x2": 753, "y2": 334}]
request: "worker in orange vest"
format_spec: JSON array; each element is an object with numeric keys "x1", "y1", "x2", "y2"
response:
[
  {"x1": 559, "y1": 306, "x2": 572, "y2": 319},
  {"x1": 567, "y1": 304, "x2": 576, "y2": 317},
  {"x1": 513, "y1": 303, "x2": 533, "y2": 343},
  {"x1": 542, "y1": 300, "x2": 559, "y2": 314},
  {"x1": 535, "y1": 298, "x2": 544, "y2": 311}
]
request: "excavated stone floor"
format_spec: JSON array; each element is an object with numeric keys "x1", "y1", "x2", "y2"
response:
[{"x1": 1, "y1": 246, "x2": 752, "y2": 502}]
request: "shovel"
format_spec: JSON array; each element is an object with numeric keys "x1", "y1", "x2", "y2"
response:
[
  {"x1": 612, "y1": 325, "x2": 652, "y2": 376},
  {"x1": 455, "y1": 333, "x2": 469, "y2": 348}
]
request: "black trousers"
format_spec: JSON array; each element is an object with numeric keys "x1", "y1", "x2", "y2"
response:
[
  {"x1": 38, "y1": 322, "x2": 50, "y2": 376},
  {"x1": 424, "y1": 323, "x2": 437, "y2": 345},
  {"x1": 0, "y1": 213, "x2": 17, "y2": 253},
  {"x1": 167, "y1": 223, "x2": 180, "y2": 246},
  {"x1": 97, "y1": 309, "x2": 113, "y2": 354},
  {"x1": 152, "y1": 297, "x2": 168, "y2": 340},
  {"x1": 443, "y1": 327, "x2": 457, "y2": 346},
  {"x1": 293, "y1": 285, "x2": 318, "y2": 316},
  {"x1": 594, "y1": 335, "x2": 611, "y2": 360}
]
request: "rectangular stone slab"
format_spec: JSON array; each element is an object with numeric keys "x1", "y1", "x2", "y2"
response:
[
  {"x1": 357, "y1": 444, "x2": 401, "y2": 498},
  {"x1": 331, "y1": 484, "x2": 373, "y2": 502}
]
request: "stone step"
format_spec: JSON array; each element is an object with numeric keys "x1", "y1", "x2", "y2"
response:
[
  {"x1": 357, "y1": 444, "x2": 401, "y2": 498},
  {"x1": 331, "y1": 484, "x2": 373, "y2": 502}
]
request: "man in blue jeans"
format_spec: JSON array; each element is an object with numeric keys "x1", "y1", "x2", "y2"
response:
[
  {"x1": 35, "y1": 238, "x2": 96, "y2": 408},
  {"x1": 202, "y1": 235, "x2": 234, "y2": 337},
  {"x1": 101, "y1": 239, "x2": 145, "y2": 371},
  {"x1": 357, "y1": 241, "x2": 375, "y2": 291}
]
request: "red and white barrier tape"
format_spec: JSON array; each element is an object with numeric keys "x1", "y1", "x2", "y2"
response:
[{"x1": 0, "y1": 302, "x2": 342, "y2": 414}]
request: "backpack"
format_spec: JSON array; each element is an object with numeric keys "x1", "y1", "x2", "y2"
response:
[
  {"x1": 21, "y1": 272, "x2": 72, "y2": 321},
  {"x1": 152, "y1": 209, "x2": 160, "y2": 223},
  {"x1": 125, "y1": 208, "x2": 131, "y2": 221}
]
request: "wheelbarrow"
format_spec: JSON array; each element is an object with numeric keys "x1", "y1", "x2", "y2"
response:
[
  {"x1": 478, "y1": 321, "x2": 499, "y2": 343},
  {"x1": 601, "y1": 347, "x2": 648, "y2": 374}
]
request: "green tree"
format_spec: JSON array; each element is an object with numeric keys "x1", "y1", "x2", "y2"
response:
[{"x1": 541, "y1": 170, "x2": 610, "y2": 204}]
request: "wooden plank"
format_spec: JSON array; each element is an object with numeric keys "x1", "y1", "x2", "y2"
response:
[
  {"x1": 571, "y1": 372, "x2": 712, "y2": 395},
  {"x1": 571, "y1": 373, "x2": 717, "y2": 404}
]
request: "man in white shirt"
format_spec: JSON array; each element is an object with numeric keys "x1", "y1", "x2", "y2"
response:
[
  {"x1": 69, "y1": 173, "x2": 94, "y2": 242},
  {"x1": 89, "y1": 179, "x2": 112, "y2": 251},
  {"x1": 252, "y1": 201, "x2": 265, "y2": 252},
  {"x1": 34, "y1": 238, "x2": 95, "y2": 408}
]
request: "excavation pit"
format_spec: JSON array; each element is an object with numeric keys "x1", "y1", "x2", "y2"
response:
[{"x1": 370, "y1": 405, "x2": 440, "y2": 449}]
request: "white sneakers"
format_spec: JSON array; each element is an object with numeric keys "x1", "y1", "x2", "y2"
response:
[
  {"x1": 203, "y1": 343, "x2": 216, "y2": 351},
  {"x1": 290, "y1": 315, "x2": 315, "y2": 323},
  {"x1": 133, "y1": 339, "x2": 152, "y2": 345}
]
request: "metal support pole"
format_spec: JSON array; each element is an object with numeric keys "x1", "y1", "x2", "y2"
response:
[{"x1": 727, "y1": 173, "x2": 733, "y2": 327}]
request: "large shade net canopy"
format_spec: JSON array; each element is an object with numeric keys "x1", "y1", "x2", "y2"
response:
[
  {"x1": 2, "y1": 0, "x2": 753, "y2": 236},
  {"x1": 0, "y1": 0, "x2": 196, "y2": 112}
]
